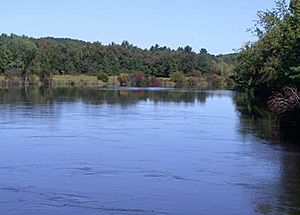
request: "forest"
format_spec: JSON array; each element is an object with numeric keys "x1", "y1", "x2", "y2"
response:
[{"x1": 0, "y1": 34, "x2": 235, "y2": 88}]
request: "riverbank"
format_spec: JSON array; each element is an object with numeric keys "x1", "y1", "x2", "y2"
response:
[{"x1": 0, "y1": 74, "x2": 232, "y2": 89}]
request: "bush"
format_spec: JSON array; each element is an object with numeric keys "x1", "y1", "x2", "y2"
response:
[
  {"x1": 207, "y1": 74, "x2": 226, "y2": 89},
  {"x1": 146, "y1": 76, "x2": 162, "y2": 87},
  {"x1": 39, "y1": 70, "x2": 53, "y2": 86},
  {"x1": 186, "y1": 77, "x2": 200, "y2": 88},
  {"x1": 130, "y1": 71, "x2": 145, "y2": 87},
  {"x1": 97, "y1": 73, "x2": 109, "y2": 82},
  {"x1": 108, "y1": 76, "x2": 121, "y2": 87},
  {"x1": 29, "y1": 74, "x2": 41, "y2": 86},
  {"x1": 170, "y1": 71, "x2": 186, "y2": 87},
  {"x1": 118, "y1": 73, "x2": 130, "y2": 86}
]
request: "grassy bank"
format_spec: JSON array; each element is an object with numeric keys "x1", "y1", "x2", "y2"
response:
[
  {"x1": 0, "y1": 74, "x2": 233, "y2": 90},
  {"x1": 0, "y1": 75, "x2": 5, "y2": 88},
  {"x1": 51, "y1": 75, "x2": 175, "y2": 88},
  {"x1": 52, "y1": 75, "x2": 104, "y2": 87}
]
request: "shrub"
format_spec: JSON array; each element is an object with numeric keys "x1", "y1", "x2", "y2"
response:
[
  {"x1": 207, "y1": 74, "x2": 226, "y2": 89},
  {"x1": 186, "y1": 77, "x2": 200, "y2": 88},
  {"x1": 39, "y1": 70, "x2": 53, "y2": 86},
  {"x1": 170, "y1": 71, "x2": 186, "y2": 87},
  {"x1": 29, "y1": 74, "x2": 41, "y2": 86},
  {"x1": 108, "y1": 76, "x2": 121, "y2": 87},
  {"x1": 118, "y1": 73, "x2": 130, "y2": 86},
  {"x1": 130, "y1": 71, "x2": 145, "y2": 87},
  {"x1": 146, "y1": 76, "x2": 162, "y2": 87},
  {"x1": 97, "y1": 73, "x2": 109, "y2": 82}
]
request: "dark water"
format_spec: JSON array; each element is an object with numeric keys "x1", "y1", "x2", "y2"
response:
[{"x1": 0, "y1": 88, "x2": 299, "y2": 215}]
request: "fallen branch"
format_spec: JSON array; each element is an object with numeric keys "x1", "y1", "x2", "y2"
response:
[{"x1": 267, "y1": 86, "x2": 300, "y2": 115}]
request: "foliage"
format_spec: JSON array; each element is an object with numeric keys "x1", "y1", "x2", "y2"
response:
[
  {"x1": 130, "y1": 71, "x2": 145, "y2": 87},
  {"x1": 289, "y1": 66, "x2": 300, "y2": 82},
  {"x1": 234, "y1": 0, "x2": 300, "y2": 96},
  {"x1": 146, "y1": 76, "x2": 162, "y2": 87},
  {"x1": 186, "y1": 77, "x2": 200, "y2": 88},
  {"x1": 0, "y1": 34, "x2": 235, "y2": 87},
  {"x1": 170, "y1": 71, "x2": 186, "y2": 87},
  {"x1": 0, "y1": 34, "x2": 37, "y2": 84},
  {"x1": 97, "y1": 73, "x2": 109, "y2": 82},
  {"x1": 118, "y1": 73, "x2": 130, "y2": 86}
]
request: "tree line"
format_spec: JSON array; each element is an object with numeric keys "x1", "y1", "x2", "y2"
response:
[{"x1": 0, "y1": 34, "x2": 235, "y2": 87}]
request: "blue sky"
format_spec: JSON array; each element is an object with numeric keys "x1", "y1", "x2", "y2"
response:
[{"x1": 1, "y1": 0, "x2": 275, "y2": 54}]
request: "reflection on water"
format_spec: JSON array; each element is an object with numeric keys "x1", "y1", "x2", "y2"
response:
[
  {"x1": 234, "y1": 92, "x2": 300, "y2": 147},
  {"x1": 0, "y1": 87, "x2": 211, "y2": 106},
  {"x1": 234, "y1": 93, "x2": 300, "y2": 215},
  {"x1": 0, "y1": 87, "x2": 299, "y2": 215}
]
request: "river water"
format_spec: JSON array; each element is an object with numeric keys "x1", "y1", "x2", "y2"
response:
[{"x1": 0, "y1": 88, "x2": 299, "y2": 215}]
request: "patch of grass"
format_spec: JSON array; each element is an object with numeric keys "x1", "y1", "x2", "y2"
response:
[
  {"x1": 52, "y1": 75, "x2": 103, "y2": 87},
  {"x1": 0, "y1": 75, "x2": 5, "y2": 81},
  {"x1": 158, "y1": 77, "x2": 171, "y2": 81},
  {"x1": 52, "y1": 75, "x2": 98, "y2": 81},
  {"x1": 158, "y1": 77, "x2": 175, "y2": 88}
]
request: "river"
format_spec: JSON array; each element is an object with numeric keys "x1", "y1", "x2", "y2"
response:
[{"x1": 0, "y1": 88, "x2": 299, "y2": 215}]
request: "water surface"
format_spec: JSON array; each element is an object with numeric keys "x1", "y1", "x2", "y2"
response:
[{"x1": 0, "y1": 88, "x2": 299, "y2": 215}]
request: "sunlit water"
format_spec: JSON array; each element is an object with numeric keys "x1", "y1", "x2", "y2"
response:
[{"x1": 0, "y1": 88, "x2": 299, "y2": 215}]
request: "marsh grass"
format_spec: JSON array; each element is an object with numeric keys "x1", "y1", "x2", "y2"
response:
[{"x1": 52, "y1": 75, "x2": 103, "y2": 87}]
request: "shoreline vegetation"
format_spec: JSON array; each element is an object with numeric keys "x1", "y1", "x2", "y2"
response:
[
  {"x1": 234, "y1": 0, "x2": 300, "y2": 96},
  {"x1": 0, "y1": 74, "x2": 233, "y2": 89},
  {"x1": 0, "y1": 33, "x2": 236, "y2": 90},
  {"x1": 233, "y1": 0, "x2": 300, "y2": 131}
]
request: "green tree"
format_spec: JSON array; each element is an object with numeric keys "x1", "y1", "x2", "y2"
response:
[
  {"x1": 2, "y1": 35, "x2": 38, "y2": 84},
  {"x1": 37, "y1": 41, "x2": 56, "y2": 85},
  {"x1": 97, "y1": 73, "x2": 109, "y2": 82},
  {"x1": 0, "y1": 44, "x2": 12, "y2": 73},
  {"x1": 234, "y1": 0, "x2": 300, "y2": 95},
  {"x1": 170, "y1": 71, "x2": 186, "y2": 87}
]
